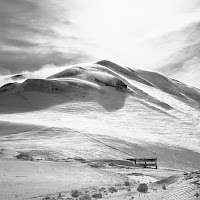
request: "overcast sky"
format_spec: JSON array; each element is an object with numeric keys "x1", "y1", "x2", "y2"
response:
[{"x1": 0, "y1": 0, "x2": 200, "y2": 75}]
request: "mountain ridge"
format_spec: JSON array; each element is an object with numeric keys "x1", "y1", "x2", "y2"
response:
[{"x1": 0, "y1": 60, "x2": 200, "y2": 160}]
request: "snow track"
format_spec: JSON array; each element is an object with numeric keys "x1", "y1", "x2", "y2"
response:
[{"x1": 156, "y1": 183, "x2": 198, "y2": 200}]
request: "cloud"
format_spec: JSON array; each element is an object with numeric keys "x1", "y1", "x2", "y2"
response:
[
  {"x1": 0, "y1": 64, "x2": 63, "y2": 87},
  {"x1": 0, "y1": 67, "x2": 11, "y2": 75},
  {"x1": 167, "y1": 57, "x2": 200, "y2": 88},
  {"x1": 0, "y1": 49, "x2": 89, "y2": 74},
  {"x1": 152, "y1": 20, "x2": 200, "y2": 71},
  {"x1": 154, "y1": 21, "x2": 200, "y2": 88},
  {"x1": 1, "y1": 0, "x2": 200, "y2": 76},
  {"x1": 0, "y1": 0, "x2": 51, "y2": 37},
  {"x1": 0, "y1": 0, "x2": 90, "y2": 74},
  {"x1": 26, "y1": 64, "x2": 70, "y2": 80},
  {"x1": 158, "y1": 41, "x2": 200, "y2": 88},
  {"x1": 0, "y1": 38, "x2": 40, "y2": 48}
]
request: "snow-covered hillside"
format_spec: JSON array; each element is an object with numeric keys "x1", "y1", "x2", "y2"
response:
[{"x1": 0, "y1": 60, "x2": 200, "y2": 170}]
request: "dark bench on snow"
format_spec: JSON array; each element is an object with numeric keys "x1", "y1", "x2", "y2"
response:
[{"x1": 126, "y1": 158, "x2": 157, "y2": 169}]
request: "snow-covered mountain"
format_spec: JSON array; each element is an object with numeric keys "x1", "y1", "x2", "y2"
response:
[{"x1": 0, "y1": 60, "x2": 200, "y2": 170}]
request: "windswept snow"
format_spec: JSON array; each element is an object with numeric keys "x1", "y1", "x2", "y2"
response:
[{"x1": 0, "y1": 60, "x2": 200, "y2": 168}]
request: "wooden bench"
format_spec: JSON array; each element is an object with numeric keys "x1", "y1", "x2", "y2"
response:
[{"x1": 126, "y1": 158, "x2": 157, "y2": 169}]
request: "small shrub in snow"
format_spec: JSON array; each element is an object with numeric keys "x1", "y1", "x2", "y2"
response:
[
  {"x1": 71, "y1": 189, "x2": 82, "y2": 198},
  {"x1": 125, "y1": 181, "x2": 131, "y2": 186},
  {"x1": 137, "y1": 183, "x2": 148, "y2": 193},
  {"x1": 108, "y1": 187, "x2": 118, "y2": 193},
  {"x1": 43, "y1": 195, "x2": 50, "y2": 199},
  {"x1": 162, "y1": 184, "x2": 166, "y2": 190},
  {"x1": 58, "y1": 192, "x2": 62, "y2": 198},
  {"x1": 79, "y1": 194, "x2": 91, "y2": 200},
  {"x1": 194, "y1": 192, "x2": 199, "y2": 197},
  {"x1": 16, "y1": 152, "x2": 33, "y2": 161},
  {"x1": 89, "y1": 162, "x2": 104, "y2": 168},
  {"x1": 108, "y1": 162, "x2": 116, "y2": 166},
  {"x1": 91, "y1": 192, "x2": 102, "y2": 198}
]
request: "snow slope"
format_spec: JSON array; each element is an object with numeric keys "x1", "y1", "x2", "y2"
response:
[{"x1": 0, "y1": 60, "x2": 200, "y2": 170}]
